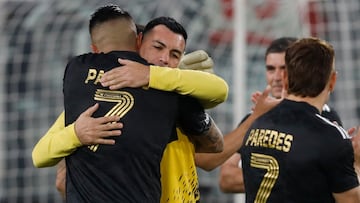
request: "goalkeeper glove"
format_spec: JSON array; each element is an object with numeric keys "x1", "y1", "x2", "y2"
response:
[{"x1": 178, "y1": 50, "x2": 214, "y2": 73}]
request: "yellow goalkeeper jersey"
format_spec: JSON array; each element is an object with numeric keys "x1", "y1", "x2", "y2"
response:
[{"x1": 160, "y1": 128, "x2": 199, "y2": 203}]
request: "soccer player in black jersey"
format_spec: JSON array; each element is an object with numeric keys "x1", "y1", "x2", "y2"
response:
[
  {"x1": 63, "y1": 6, "x2": 177, "y2": 202},
  {"x1": 241, "y1": 37, "x2": 360, "y2": 202},
  {"x1": 219, "y1": 37, "x2": 343, "y2": 193}
]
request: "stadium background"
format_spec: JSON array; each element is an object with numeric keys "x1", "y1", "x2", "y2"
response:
[{"x1": 1, "y1": 0, "x2": 359, "y2": 202}]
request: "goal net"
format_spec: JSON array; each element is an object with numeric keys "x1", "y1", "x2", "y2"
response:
[{"x1": 0, "y1": 0, "x2": 359, "y2": 203}]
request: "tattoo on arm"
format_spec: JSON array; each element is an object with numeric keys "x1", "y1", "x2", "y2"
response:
[{"x1": 190, "y1": 116, "x2": 224, "y2": 153}]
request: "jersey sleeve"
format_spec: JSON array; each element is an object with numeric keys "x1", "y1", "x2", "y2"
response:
[
  {"x1": 148, "y1": 65, "x2": 228, "y2": 109},
  {"x1": 32, "y1": 111, "x2": 82, "y2": 168},
  {"x1": 321, "y1": 128, "x2": 359, "y2": 193},
  {"x1": 321, "y1": 104, "x2": 343, "y2": 127},
  {"x1": 177, "y1": 96, "x2": 211, "y2": 136}
]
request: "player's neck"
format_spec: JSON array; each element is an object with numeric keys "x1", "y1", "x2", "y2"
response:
[
  {"x1": 100, "y1": 44, "x2": 137, "y2": 54},
  {"x1": 286, "y1": 92, "x2": 327, "y2": 113}
]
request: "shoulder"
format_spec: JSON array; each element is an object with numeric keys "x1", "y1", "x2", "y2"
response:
[
  {"x1": 74, "y1": 52, "x2": 97, "y2": 60},
  {"x1": 66, "y1": 52, "x2": 102, "y2": 66},
  {"x1": 321, "y1": 104, "x2": 343, "y2": 126},
  {"x1": 109, "y1": 51, "x2": 148, "y2": 65},
  {"x1": 237, "y1": 112, "x2": 252, "y2": 126},
  {"x1": 64, "y1": 53, "x2": 96, "y2": 70},
  {"x1": 315, "y1": 114, "x2": 349, "y2": 139}
]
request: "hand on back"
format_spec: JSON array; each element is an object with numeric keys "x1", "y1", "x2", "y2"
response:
[
  {"x1": 100, "y1": 58, "x2": 150, "y2": 90},
  {"x1": 74, "y1": 103, "x2": 123, "y2": 145}
]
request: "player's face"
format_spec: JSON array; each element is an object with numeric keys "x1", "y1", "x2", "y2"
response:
[
  {"x1": 139, "y1": 25, "x2": 185, "y2": 68},
  {"x1": 265, "y1": 52, "x2": 286, "y2": 99}
]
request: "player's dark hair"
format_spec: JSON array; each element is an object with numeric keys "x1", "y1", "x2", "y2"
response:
[
  {"x1": 142, "y1": 16, "x2": 188, "y2": 43},
  {"x1": 136, "y1": 24, "x2": 145, "y2": 34},
  {"x1": 265, "y1": 37, "x2": 298, "y2": 58},
  {"x1": 89, "y1": 4, "x2": 133, "y2": 34},
  {"x1": 285, "y1": 37, "x2": 335, "y2": 97}
]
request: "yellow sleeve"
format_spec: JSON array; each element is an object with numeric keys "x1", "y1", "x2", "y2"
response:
[
  {"x1": 149, "y1": 66, "x2": 228, "y2": 109},
  {"x1": 32, "y1": 111, "x2": 82, "y2": 168}
]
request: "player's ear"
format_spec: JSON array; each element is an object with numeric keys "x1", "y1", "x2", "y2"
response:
[
  {"x1": 282, "y1": 69, "x2": 289, "y2": 92},
  {"x1": 136, "y1": 33, "x2": 143, "y2": 48},
  {"x1": 328, "y1": 70, "x2": 337, "y2": 92},
  {"x1": 91, "y1": 44, "x2": 99, "y2": 53}
]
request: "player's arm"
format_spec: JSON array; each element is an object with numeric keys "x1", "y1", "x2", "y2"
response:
[
  {"x1": 194, "y1": 85, "x2": 282, "y2": 171},
  {"x1": 55, "y1": 159, "x2": 66, "y2": 200},
  {"x1": 177, "y1": 96, "x2": 224, "y2": 153},
  {"x1": 330, "y1": 127, "x2": 360, "y2": 202},
  {"x1": 32, "y1": 111, "x2": 80, "y2": 167},
  {"x1": 53, "y1": 104, "x2": 123, "y2": 201},
  {"x1": 194, "y1": 112, "x2": 258, "y2": 171},
  {"x1": 32, "y1": 104, "x2": 123, "y2": 168},
  {"x1": 351, "y1": 127, "x2": 360, "y2": 181},
  {"x1": 218, "y1": 153, "x2": 245, "y2": 193},
  {"x1": 148, "y1": 66, "x2": 227, "y2": 109},
  {"x1": 189, "y1": 115, "x2": 224, "y2": 153},
  {"x1": 100, "y1": 51, "x2": 228, "y2": 109},
  {"x1": 333, "y1": 186, "x2": 360, "y2": 202}
]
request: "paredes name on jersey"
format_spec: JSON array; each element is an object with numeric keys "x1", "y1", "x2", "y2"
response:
[{"x1": 245, "y1": 129, "x2": 293, "y2": 152}]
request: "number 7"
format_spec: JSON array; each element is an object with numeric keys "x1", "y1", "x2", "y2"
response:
[
  {"x1": 88, "y1": 89, "x2": 134, "y2": 152},
  {"x1": 250, "y1": 153, "x2": 279, "y2": 203}
]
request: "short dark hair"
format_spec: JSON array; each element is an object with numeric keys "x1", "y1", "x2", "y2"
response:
[
  {"x1": 285, "y1": 37, "x2": 335, "y2": 97},
  {"x1": 142, "y1": 16, "x2": 187, "y2": 43},
  {"x1": 136, "y1": 24, "x2": 145, "y2": 34},
  {"x1": 265, "y1": 37, "x2": 298, "y2": 58},
  {"x1": 89, "y1": 4, "x2": 133, "y2": 34}
]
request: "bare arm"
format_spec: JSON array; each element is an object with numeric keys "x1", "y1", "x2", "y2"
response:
[
  {"x1": 55, "y1": 159, "x2": 66, "y2": 200},
  {"x1": 176, "y1": 96, "x2": 224, "y2": 153},
  {"x1": 195, "y1": 112, "x2": 258, "y2": 171},
  {"x1": 195, "y1": 85, "x2": 281, "y2": 171},
  {"x1": 333, "y1": 186, "x2": 360, "y2": 203},
  {"x1": 351, "y1": 127, "x2": 360, "y2": 181},
  {"x1": 218, "y1": 153, "x2": 245, "y2": 193},
  {"x1": 188, "y1": 116, "x2": 224, "y2": 153}
]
